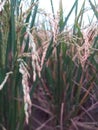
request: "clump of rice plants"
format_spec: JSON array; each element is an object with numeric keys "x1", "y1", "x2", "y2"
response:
[
  {"x1": 30, "y1": 0, "x2": 98, "y2": 129},
  {"x1": 0, "y1": 0, "x2": 40, "y2": 129},
  {"x1": 0, "y1": 0, "x2": 98, "y2": 130}
]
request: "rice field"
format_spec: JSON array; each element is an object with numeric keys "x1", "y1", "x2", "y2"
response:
[{"x1": 0, "y1": 0, "x2": 98, "y2": 130}]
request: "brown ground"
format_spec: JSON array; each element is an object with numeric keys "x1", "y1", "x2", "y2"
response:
[{"x1": 24, "y1": 85, "x2": 98, "y2": 130}]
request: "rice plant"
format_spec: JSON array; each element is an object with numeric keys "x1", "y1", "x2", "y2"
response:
[
  {"x1": 31, "y1": 0, "x2": 98, "y2": 129},
  {"x1": 0, "y1": 0, "x2": 39, "y2": 129}
]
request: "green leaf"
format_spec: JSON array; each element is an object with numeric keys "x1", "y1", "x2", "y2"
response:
[
  {"x1": 89, "y1": 0, "x2": 98, "y2": 20},
  {"x1": 60, "y1": 0, "x2": 78, "y2": 32}
]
